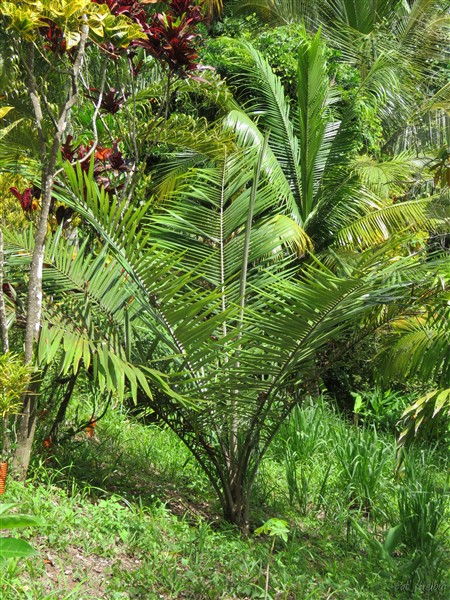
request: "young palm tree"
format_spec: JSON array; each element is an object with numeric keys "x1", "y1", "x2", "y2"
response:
[
  {"x1": 199, "y1": 31, "x2": 446, "y2": 256},
  {"x1": 235, "y1": 0, "x2": 450, "y2": 150},
  {"x1": 2, "y1": 3, "x2": 446, "y2": 528},
  {"x1": 38, "y1": 147, "x2": 435, "y2": 530},
  {"x1": 4, "y1": 100, "x2": 442, "y2": 531}
]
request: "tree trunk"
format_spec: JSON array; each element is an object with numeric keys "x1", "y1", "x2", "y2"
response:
[
  {"x1": 12, "y1": 172, "x2": 55, "y2": 478},
  {"x1": 223, "y1": 493, "x2": 249, "y2": 533},
  {"x1": 0, "y1": 229, "x2": 9, "y2": 354},
  {"x1": 0, "y1": 228, "x2": 12, "y2": 459},
  {"x1": 12, "y1": 22, "x2": 89, "y2": 479},
  {"x1": 221, "y1": 464, "x2": 252, "y2": 533}
]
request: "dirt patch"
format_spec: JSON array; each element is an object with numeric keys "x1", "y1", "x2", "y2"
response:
[{"x1": 31, "y1": 540, "x2": 142, "y2": 599}]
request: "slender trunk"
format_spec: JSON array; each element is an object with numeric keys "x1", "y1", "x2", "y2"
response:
[
  {"x1": 12, "y1": 21, "x2": 89, "y2": 479},
  {"x1": 164, "y1": 69, "x2": 172, "y2": 121},
  {"x1": 0, "y1": 229, "x2": 9, "y2": 354},
  {"x1": 0, "y1": 225, "x2": 12, "y2": 459}
]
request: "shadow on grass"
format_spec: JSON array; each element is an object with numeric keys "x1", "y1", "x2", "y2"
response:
[{"x1": 31, "y1": 411, "x2": 221, "y2": 523}]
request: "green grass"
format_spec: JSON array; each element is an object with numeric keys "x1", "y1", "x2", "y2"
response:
[{"x1": 1, "y1": 400, "x2": 449, "y2": 599}]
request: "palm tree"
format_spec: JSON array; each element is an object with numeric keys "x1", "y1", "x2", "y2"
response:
[
  {"x1": 190, "y1": 31, "x2": 445, "y2": 256},
  {"x1": 35, "y1": 141, "x2": 434, "y2": 530},
  {"x1": 235, "y1": 0, "x2": 450, "y2": 152},
  {"x1": 2, "y1": 3, "x2": 446, "y2": 528},
  {"x1": 3, "y1": 75, "x2": 442, "y2": 530}
]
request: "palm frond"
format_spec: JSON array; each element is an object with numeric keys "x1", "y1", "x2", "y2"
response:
[
  {"x1": 3, "y1": 226, "x2": 160, "y2": 403},
  {"x1": 398, "y1": 387, "x2": 450, "y2": 446},
  {"x1": 224, "y1": 110, "x2": 302, "y2": 218},
  {"x1": 351, "y1": 153, "x2": 418, "y2": 198},
  {"x1": 224, "y1": 40, "x2": 305, "y2": 217},
  {"x1": 380, "y1": 307, "x2": 450, "y2": 386},
  {"x1": 296, "y1": 28, "x2": 339, "y2": 219},
  {"x1": 336, "y1": 196, "x2": 448, "y2": 248},
  {"x1": 149, "y1": 145, "x2": 310, "y2": 298},
  {"x1": 152, "y1": 116, "x2": 237, "y2": 201}
]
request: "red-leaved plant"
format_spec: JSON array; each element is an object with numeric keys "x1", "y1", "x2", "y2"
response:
[
  {"x1": 9, "y1": 187, "x2": 39, "y2": 212},
  {"x1": 93, "y1": 0, "x2": 205, "y2": 77},
  {"x1": 61, "y1": 136, "x2": 130, "y2": 192}
]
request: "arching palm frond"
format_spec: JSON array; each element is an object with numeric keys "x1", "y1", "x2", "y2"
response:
[
  {"x1": 399, "y1": 388, "x2": 450, "y2": 446},
  {"x1": 381, "y1": 305, "x2": 450, "y2": 387},
  {"x1": 240, "y1": 0, "x2": 449, "y2": 149},
  {"x1": 221, "y1": 33, "x2": 356, "y2": 234},
  {"x1": 56, "y1": 162, "x2": 241, "y2": 377},
  {"x1": 335, "y1": 195, "x2": 448, "y2": 248},
  {"x1": 351, "y1": 153, "x2": 418, "y2": 198},
  {"x1": 229, "y1": 40, "x2": 304, "y2": 215},
  {"x1": 296, "y1": 28, "x2": 338, "y2": 220},
  {"x1": 394, "y1": 0, "x2": 450, "y2": 74},
  {"x1": 3, "y1": 226, "x2": 158, "y2": 403},
  {"x1": 319, "y1": 0, "x2": 398, "y2": 34},
  {"x1": 320, "y1": 0, "x2": 450, "y2": 144},
  {"x1": 148, "y1": 144, "x2": 311, "y2": 303},
  {"x1": 217, "y1": 37, "x2": 443, "y2": 255},
  {"x1": 223, "y1": 109, "x2": 302, "y2": 221},
  {"x1": 152, "y1": 115, "x2": 237, "y2": 201}
]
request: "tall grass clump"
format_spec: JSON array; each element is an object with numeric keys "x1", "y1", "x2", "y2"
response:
[
  {"x1": 333, "y1": 423, "x2": 394, "y2": 517},
  {"x1": 269, "y1": 398, "x2": 334, "y2": 514},
  {"x1": 396, "y1": 449, "x2": 449, "y2": 585}
]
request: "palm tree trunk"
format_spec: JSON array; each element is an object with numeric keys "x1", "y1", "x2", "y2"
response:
[{"x1": 221, "y1": 469, "x2": 251, "y2": 533}]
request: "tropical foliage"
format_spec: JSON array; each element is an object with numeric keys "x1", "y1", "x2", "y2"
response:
[{"x1": 0, "y1": 0, "x2": 448, "y2": 538}]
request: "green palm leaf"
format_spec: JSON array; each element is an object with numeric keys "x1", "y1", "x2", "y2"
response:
[{"x1": 336, "y1": 196, "x2": 448, "y2": 248}]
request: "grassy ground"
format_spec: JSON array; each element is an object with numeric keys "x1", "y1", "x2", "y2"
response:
[{"x1": 1, "y1": 398, "x2": 449, "y2": 599}]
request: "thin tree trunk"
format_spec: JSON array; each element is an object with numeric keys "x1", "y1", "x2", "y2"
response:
[
  {"x1": 0, "y1": 228, "x2": 9, "y2": 354},
  {"x1": 0, "y1": 227, "x2": 11, "y2": 458},
  {"x1": 12, "y1": 20, "x2": 89, "y2": 479}
]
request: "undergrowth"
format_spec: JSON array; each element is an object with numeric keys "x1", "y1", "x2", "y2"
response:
[{"x1": 1, "y1": 399, "x2": 449, "y2": 599}]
